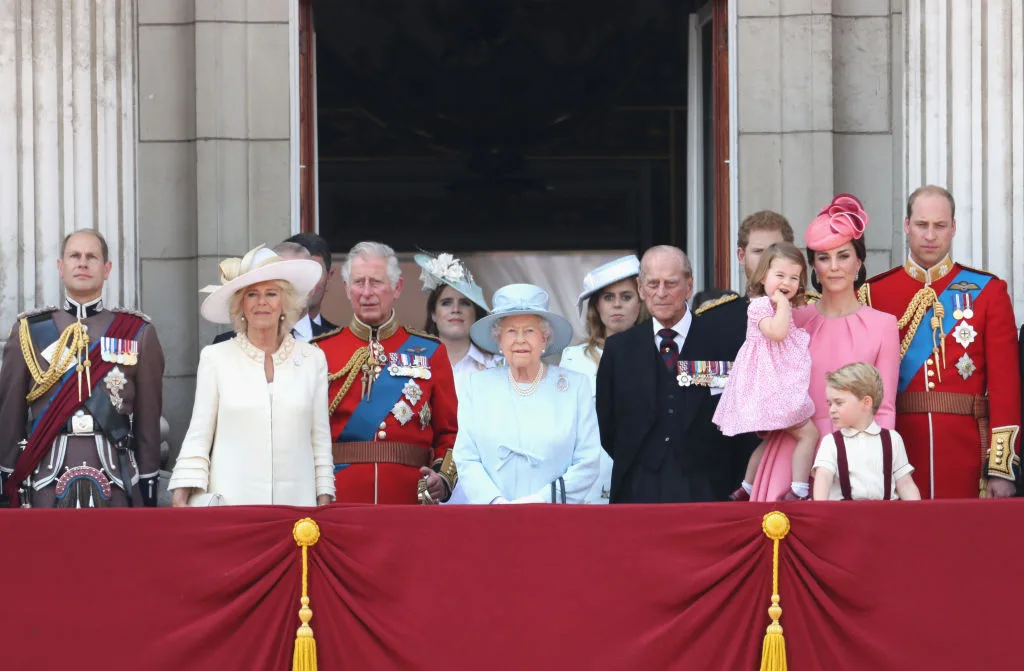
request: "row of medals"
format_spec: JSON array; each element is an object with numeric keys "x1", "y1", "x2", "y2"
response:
[
  {"x1": 100, "y1": 337, "x2": 138, "y2": 365},
  {"x1": 676, "y1": 361, "x2": 731, "y2": 388}
]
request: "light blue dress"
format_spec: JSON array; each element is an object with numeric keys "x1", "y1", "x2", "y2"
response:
[
  {"x1": 558, "y1": 343, "x2": 614, "y2": 504},
  {"x1": 453, "y1": 365, "x2": 601, "y2": 504}
]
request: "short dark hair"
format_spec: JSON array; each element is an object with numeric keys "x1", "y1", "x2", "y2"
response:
[
  {"x1": 285, "y1": 232, "x2": 332, "y2": 271},
  {"x1": 61, "y1": 229, "x2": 109, "y2": 262},
  {"x1": 737, "y1": 210, "x2": 794, "y2": 251}
]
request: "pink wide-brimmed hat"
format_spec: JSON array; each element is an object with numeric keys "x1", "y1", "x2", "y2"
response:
[{"x1": 804, "y1": 193, "x2": 868, "y2": 251}]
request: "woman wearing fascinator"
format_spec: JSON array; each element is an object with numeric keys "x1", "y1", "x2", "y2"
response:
[
  {"x1": 169, "y1": 245, "x2": 336, "y2": 507},
  {"x1": 416, "y1": 252, "x2": 498, "y2": 387},
  {"x1": 748, "y1": 194, "x2": 900, "y2": 501},
  {"x1": 559, "y1": 254, "x2": 643, "y2": 503}
]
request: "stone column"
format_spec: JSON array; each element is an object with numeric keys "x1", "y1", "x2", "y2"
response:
[
  {"x1": 905, "y1": 0, "x2": 1024, "y2": 318},
  {"x1": 0, "y1": 0, "x2": 138, "y2": 326}
]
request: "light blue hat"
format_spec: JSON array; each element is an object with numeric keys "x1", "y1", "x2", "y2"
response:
[
  {"x1": 470, "y1": 284, "x2": 574, "y2": 357},
  {"x1": 414, "y1": 252, "x2": 490, "y2": 312}
]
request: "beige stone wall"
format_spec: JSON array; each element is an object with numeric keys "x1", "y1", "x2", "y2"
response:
[
  {"x1": 137, "y1": 0, "x2": 294, "y2": 458},
  {"x1": 736, "y1": 0, "x2": 904, "y2": 279}
]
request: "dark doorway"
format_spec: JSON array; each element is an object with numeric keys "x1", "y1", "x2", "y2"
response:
[{"x1": 306, "y1": 1, "x2": 710, "y2": 254}]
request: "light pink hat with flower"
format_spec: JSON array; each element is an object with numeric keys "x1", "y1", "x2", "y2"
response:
[{"x1": 804, "y1": 193, "x2": 868, "y2": 251}]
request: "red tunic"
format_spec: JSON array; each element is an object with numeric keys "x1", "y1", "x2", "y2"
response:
[
  {"x1": 864, "y1": 257, "x2": 1021, "y2": 498},
  {"x1": 314, "y1": 318, "x2": 458, "y2": 504}
]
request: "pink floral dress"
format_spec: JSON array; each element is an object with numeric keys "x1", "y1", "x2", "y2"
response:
[{"x1": 712, "y1": 296, "x2": 814, "y2": 435}]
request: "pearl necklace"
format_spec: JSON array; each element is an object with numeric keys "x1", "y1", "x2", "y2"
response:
[{"x1": 509, "y1": 363, "x2": 545, "y2": 397}]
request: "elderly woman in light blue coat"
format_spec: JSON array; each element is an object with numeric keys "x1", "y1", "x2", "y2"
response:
[{"x1": 453, "y1": 284, "x2": 600, "y2": 504}]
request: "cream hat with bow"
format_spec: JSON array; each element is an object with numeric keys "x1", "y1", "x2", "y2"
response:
[{"x1": 199, "y1": 245, "x2": 323, "y2": 324}]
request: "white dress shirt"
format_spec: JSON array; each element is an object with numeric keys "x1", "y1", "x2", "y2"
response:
[
  {"x1": 292, "y1": 314, "x2": 314, "y2": 343},
  {"x1": 651, "y1": 310, "x2": 692, "y2": 353},
  {"x1": 812, "y1": 422, "x2": 914, "y2": 500}
]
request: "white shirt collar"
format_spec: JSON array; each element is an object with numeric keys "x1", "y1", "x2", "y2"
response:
[
  {"x1": 651, "y1": 309, "x2": 692, "y2": 340},
  {"x1": 292, "y1": 314, "x2": 313, "y2": 342},
  {"x1": 311, "y1": 313, "x2": 322, "y2": 326},
  {"x1": 840, "y1": 421, "x2": 882, "y2": 438}
]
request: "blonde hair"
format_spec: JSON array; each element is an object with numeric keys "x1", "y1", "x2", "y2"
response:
[
  {"x1": 229, "y1": 280, "x2": 305, "y2": 337},
  {"x1": 747, "y1": 241, "x2": 808, "y2": 306},
  {"x1": 826, "y1": 362, "x2": 884, "y2": 414}
]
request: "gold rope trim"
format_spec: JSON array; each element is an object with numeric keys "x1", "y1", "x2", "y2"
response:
[
  {"x1": 760, "y1": 511, "x2": 791, "y2": 671},
  {"x1": 20, "y1": 319, "x2": 91, "y2": 403},
  {"x1": 292, "y1": 518, "x2": 321, "y2": 671},
  {"x1": 894, "y1": 287, "x2": 946, "y2": 375},
  {"x1": 327, "y1": 346, "x2": 370, "y2": 415}
]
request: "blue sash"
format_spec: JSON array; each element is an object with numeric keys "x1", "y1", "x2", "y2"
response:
[
  {"x1": 30, "y1": 322, "x2": 147, "y2": 434},
  {"x1": 898, "y1": 268, "x2": 991, "y2": 392},
  {"x1": 336, "y1": 333, "x2": 440, "y2": 446}
]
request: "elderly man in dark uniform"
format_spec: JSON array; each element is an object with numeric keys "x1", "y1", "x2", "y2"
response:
[
  {"x1": 861, "y1": 185, "x2": 1021, "y2": 499},
  {"x1": 314, "y1": 241, "x2": 458, "y2": 504},
  {"x1": 0, "y1": 229, "x2": 165, "y2": 508},
  {"x1": 597, "y1": 245, "x2": 738, "y2": 502}
]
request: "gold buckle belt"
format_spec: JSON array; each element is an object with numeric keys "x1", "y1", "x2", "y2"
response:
[
  {"x1": 896, "y1": 391, "x2": 988, "y2": 419},
  {"x1": 332, "y1": 441, "x2": 431, "y2": 468}
]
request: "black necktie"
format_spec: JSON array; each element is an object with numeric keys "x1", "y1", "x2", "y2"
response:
[{"x1": 657, "y1": 328, "x2": 678, "y2": 372}]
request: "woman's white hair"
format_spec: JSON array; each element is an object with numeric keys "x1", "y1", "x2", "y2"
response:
[
  {"x1": 229, "y1": 280, "x2": 306, "y2": 337},
  {"x1": 341, "y1": 241, "x2": 402, "y2": 288},
  {"x1": 490, "y1": 314, "x2": 553, "y2": 344}
]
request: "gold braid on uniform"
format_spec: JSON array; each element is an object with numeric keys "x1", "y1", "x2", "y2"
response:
[
  {"x1": 856, "y1": 283, "x2": 871, "y2": 306},
  {"x1": 20, "y1": 318, "x2": 92, "y2": 403},
  {"x1": 327, "y1": 346, "x2": 371, "y2": 415},
  {"x1": 894, "y1": 287, "x2": 946, "y2": 380}
]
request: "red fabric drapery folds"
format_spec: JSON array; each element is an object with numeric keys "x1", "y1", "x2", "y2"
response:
[{"x1": 4, "y1": 501, "x2": 1021, "y2": 670}]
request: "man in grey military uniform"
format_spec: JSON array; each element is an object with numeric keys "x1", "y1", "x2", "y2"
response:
[{"x1": 0, "y1": 229, "x2": 165, "y2": 508}]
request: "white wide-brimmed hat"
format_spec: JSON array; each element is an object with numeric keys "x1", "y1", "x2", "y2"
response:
[
  {"x1": 470, "y1": 284, "x2": 573, "y2": 357},
  {"x1": 414, "y1": 252, "x2": 490, "y2": 312},
  {"x1": 576, "y1": 254, "x2": 641, "y2": 312},
  {"x1": 199, "y1": 245, "x2": 323, "y2": 324}
]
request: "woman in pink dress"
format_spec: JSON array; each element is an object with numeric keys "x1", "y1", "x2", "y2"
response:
[
  {"x1": 713, "y1": 242, "x2": 818, "y2": 500},
  {"x1": 751, "y1": 194, "x2": 900, "y2": 501}
]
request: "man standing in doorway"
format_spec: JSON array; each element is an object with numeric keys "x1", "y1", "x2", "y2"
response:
[
  {"x1": 0, "y1": 230, "x2": 165, "y2": 508},
  {"x1": 314, "y1": 241, "x2": 458, "y2": 504},
  {"x1": 285, "y1": 232, "x2": 338, "y2": 337},
  {"x1": 861, "y1": 185, "x2": 1020, "y2": 499}
]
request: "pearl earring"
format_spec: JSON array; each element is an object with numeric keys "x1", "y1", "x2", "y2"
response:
[{"x1": 279, "y1": 315, "x2": 285, "y2": 321}]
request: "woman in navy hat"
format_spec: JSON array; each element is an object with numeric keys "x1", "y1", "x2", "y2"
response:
[
  {"x1": 560, "y1": 255, "x2": 642, "y2": 503},
  {"x1": 453, "y1": 284, "x2": 600, "y2": 504},
  {"x1": 416, "y1": 252, "x2": 498, "y2": 388}
]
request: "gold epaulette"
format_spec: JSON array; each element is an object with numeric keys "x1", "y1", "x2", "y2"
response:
[
  {"x1": 15, "y1": 306, "x2": 57, "y2": 321},
  {"x1": 311, "y1": 326, "x2": 344, "y2": 344},
  {"x1": 405, "y1": 327, "x2": 440, "y2": 342},
  {"x1": 856, "y1": 283, "x2": 871, "y2": 306},
  {"x1": 694, "y1": 293, "x2": 739, "y2": 316},
  {"x1": 111, "y1": 306, "x2": 151, "y2": 322}
]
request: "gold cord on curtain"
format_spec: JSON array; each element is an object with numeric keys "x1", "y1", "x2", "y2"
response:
[
  {"x1": 759, "y1": 511, "x2": 791, "y2": 671},
  {"x1": 292, "y1": 518, "x2": 321, "y2": 671}
]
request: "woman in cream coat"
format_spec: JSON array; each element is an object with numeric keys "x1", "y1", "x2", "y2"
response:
[
  {"x1": 559, "y1": 255, "x2": 642, "y2": 503},
  {"x1": 169, "y1": 246, "x2": 335, "y2": 506}
]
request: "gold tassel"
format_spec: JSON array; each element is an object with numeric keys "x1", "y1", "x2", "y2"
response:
[
  {"x1": 292, "y1": 518, "x2": 321, "y2": 671},
  {"x1": 760, "y1": 511, "x2": 791, "y2": 671}
]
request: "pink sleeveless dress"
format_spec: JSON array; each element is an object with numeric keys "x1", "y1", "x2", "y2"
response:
[
  {"x1": 750, "y1": 304, "x2": 901, "y2": 501},
  {"x1": 713, "y1": 297, "x2": 814, "y2": 435}
]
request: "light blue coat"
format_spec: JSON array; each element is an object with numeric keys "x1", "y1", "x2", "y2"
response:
[{"x1": 453, "y1": 366, "x2": 601, "y2": 503}]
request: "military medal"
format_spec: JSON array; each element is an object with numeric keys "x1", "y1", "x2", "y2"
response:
[
  {"x1": 418, "y1": 402, "x2": 432, "y2": 430},
  {"x1": 953, "y1": 321, "x2": 977, "y2": 349},
  {"x1": 952, "y1": 294, "x2": 964, "y2": 321},
  {"x1": 104, "y1": 367, "x2": 127, "y2": 411},
  {"x1": 962, "y1": 293, "x2": 974, "y2": 320},
  {"x1": 676, "y1": 361, "x2": 692, "y2": 387},
  {"x1": 955, "y1": 353, "x2": 976, "y2": 380}
]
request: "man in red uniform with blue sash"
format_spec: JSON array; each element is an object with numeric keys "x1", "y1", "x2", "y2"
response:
[
  {"x1": 861, "y1": 185, "x2": 1021, "y2": 498},
  {"x1": 314, "y1": 241, "x2": 458, "y2": 504}
]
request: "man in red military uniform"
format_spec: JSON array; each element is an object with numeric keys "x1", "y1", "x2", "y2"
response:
[
  {"x1": 314, "y1": 241, "x2": 458, "y2": 504},
  {"x1": 861, "y1": 185, "x2": 1021, "y2": 498}
]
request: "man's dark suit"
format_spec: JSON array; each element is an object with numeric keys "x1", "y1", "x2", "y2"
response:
[
  {"x1": 597, "y1": 315, "x2": 732, "y2": 503},
  {"x1": 312, "y1": 316, "x2": 338, "y2": 338}
]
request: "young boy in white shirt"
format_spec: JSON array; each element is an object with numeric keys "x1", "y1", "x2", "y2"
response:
[{"x1": 812, "y1": 362, "x2": 921, "y2": 501}]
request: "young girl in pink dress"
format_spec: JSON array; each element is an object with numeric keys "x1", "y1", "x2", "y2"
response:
[{"x1": 713, "y1": 241, "x2": 819, "y2": 501}]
